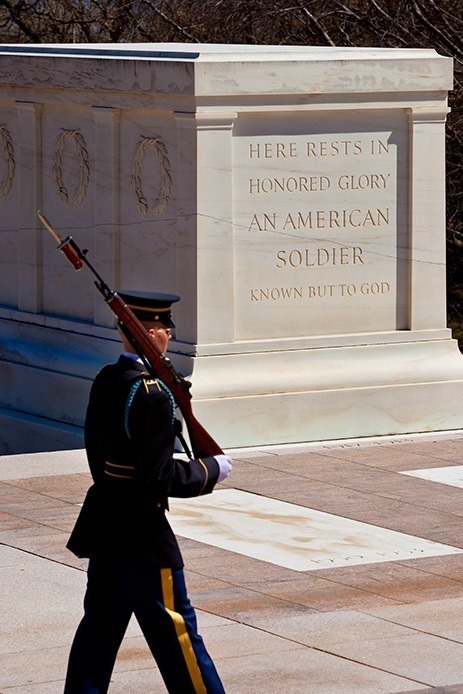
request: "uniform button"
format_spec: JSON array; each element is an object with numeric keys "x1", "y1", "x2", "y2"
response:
[{"x1": 156, "y1": 502, "x2": 162, "y2": 508}]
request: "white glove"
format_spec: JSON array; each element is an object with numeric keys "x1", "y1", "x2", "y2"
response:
[{"x1": 214, "y1": 454, "x2": 233, "y2": 483}]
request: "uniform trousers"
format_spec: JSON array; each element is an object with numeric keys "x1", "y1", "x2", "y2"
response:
[{"x1": 64, "y1": 557, "x2": 225, "y2": 693}]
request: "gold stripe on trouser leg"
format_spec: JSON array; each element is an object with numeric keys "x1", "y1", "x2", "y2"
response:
[{"x1": 161, "y1": 568, "x2": 207, "y2": 694}]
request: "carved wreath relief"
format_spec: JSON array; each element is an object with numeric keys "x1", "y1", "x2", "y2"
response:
[
  {"x1": 52, "y1": 129, "x2": 90, "y2": 205},
  {"x1": 0, "y1": 121, "x2": 172, "y2": 214},
  {"x1": 0, "y1": 124, "x2": 15, "y2": 197},
  {"x1": 131, "y1": 136, "x2": 172, "y2": 215}
]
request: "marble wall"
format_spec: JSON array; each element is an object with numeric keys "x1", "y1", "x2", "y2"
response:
[{"x1": 0, "y1": 44, "x2": 462, "y2": 453}]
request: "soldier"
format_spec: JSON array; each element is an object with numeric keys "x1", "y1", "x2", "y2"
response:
[{"x1": 64, "y1": 291, "x2": 232, "y2": 694}]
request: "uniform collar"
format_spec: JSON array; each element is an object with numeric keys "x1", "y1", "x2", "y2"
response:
[
  {"x1": 118, "y1": 354, "x2": 145, "y2": 371},
  {"x1": 121, "y1": 352, "x2": 144, "y2": 364}
]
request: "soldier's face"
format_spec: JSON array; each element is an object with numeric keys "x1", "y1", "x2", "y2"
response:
[{"x1": 147, "y1": 323, "x2": 172, "y2": 354}]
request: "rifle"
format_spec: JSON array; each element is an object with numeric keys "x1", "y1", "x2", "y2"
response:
[{"x1": 37, "y1": 211, "x2": 223, "y2": 459}]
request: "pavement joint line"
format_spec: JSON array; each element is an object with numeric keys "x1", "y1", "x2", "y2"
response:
[
  {"x1": 0, "y1": 507, "x2": 74, "y2": 533},
  {"x1": 222, "y1": 619, "x2": 435, "y2": 688},
  {"x1": 0, "y1": 513, "x2": 78, "y2": 536},
  {"x1": 299, "y1": 643, "x2": 433, "y2": 688},
  {"x1": 268, "y1": 568, "x2": 463, "y2": 600},
  {"x1": 0, "y1": 540, "x2": 85, "y2": 572},
  {"x1": 0, "y1": 497, "x2": 83, "y2": 534},
  {"x1": 357, "y1": 610, "x2": 463, "y2": 648},
  {"x1": 394, "y1": 558, "x2": 463, "y2": 584},
  {"x1": 1, "y1": 477, "x2": 87, "y2": 506},
  {"x1": 187, "y1": 564, "x2": 410, "y2": 612},
  {"x1": 190, "y1": 555, "x2": 463, "y2": 620},
  {"x1": 2, "y1": 679, "x2": 67, "y2": 691}
]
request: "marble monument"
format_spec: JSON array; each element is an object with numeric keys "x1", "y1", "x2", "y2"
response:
[{"x1": 0, "y1": 44, "x2": 462, "y2": 453}]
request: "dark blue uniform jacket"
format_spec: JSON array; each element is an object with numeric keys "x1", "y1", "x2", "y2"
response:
[{"x1": 67, "y1": 355, "x2": 219, "y2": 569}]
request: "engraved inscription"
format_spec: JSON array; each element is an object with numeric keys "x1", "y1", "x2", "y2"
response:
[
  {"x1": 233, "y1": 115, "x2": 404, "y2": 339},
  {"x1": 275, "y1": 247, "x2": 364, "y2": 269},
  {"x1": 247, "y1": 139, "x2": 389, "y2": 159},
  {"x1": 250, "y1": 281, "x2": 391, "y2": 302},
  {"x1": 249, "y1": 172, "x2": 390, "y2": 195},
  {"x1": 248, "y1": 208, "x2": 389, "y2": 232}
]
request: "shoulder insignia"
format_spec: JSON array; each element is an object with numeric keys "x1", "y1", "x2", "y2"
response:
[
  {"x1": 141, "y1": 372, "x2": 176, "y2": 425},
  {"x1": 141, "y1": 373, "x2": 163, "y2": 394}
]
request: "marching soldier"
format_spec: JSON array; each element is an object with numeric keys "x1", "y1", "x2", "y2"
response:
[{"x1": 64, "y1": 291, "x2": 232, "y2": 693}]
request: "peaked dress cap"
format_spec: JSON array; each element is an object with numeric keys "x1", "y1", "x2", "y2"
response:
[{"x1": 118, "y1": 290, "x2": 180, "y2": 327}]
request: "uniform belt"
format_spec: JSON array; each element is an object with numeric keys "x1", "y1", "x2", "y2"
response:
[{"x1": 104, "y1": 461, "x2": 136, "y2": 479}]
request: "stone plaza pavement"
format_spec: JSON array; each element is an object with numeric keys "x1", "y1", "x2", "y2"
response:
[{"x1": 3, "y1": 432, "x2": 463, "y2": 693}]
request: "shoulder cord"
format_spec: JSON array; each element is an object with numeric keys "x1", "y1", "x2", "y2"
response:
[
  {"x1": 157, "y1": 379, "x2": 176, "y2": 426},
  {"x1": 124, "y1": 379, "x2": 143, "y2": 439},
  {"x1": 124, "y1": 376, "x2": 176, "y2": 440}
]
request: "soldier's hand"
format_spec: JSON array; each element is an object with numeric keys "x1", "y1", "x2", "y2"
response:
[{"x1": 214, "y1": 454, "x2": 233, "y2": 482}]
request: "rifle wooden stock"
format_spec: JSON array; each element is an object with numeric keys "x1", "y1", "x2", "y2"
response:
[{"x1": 107, "y1": 294, "x2": 223, "y2": 458}]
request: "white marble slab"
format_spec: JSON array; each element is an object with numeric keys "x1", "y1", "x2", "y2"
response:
[
  {"x1": 401, "y1": 465, "x2": 463, "y2": 488},
  {"x1": 169, "y1": 489, "x2": 463, "y2": 572}
]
